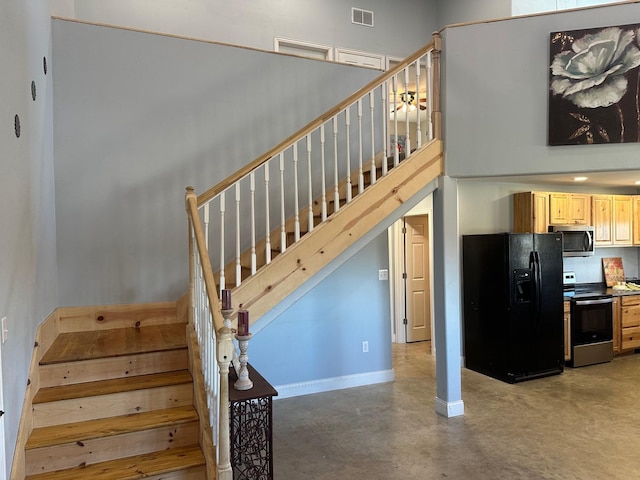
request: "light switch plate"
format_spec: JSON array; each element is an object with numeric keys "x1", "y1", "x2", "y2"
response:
[
  {"x1": 378, "y1": 269, "x2": 388, "y2": 281},
  {"x1": 1, "y1": 316, "x2": 7, "y2": 343}
]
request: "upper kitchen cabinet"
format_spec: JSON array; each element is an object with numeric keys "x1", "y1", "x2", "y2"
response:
[
  {"x1": 613, "y1": 195, "x2": 633, "y2": 245},
  {"x1": 549, "y1": 193, "x2": 591, "y2": 226},
  {"x1": 592, "y1": 195, "x2": 613, "y2": 245},
  {"x1": 634, "y1": 196, "x2": 640, "y2": 245},
  {"x1": 513, "y1": 191, "x2": 549, "y2": 233},
  {"x1": 589, "y1": 195, "x2": 631, "y2": 245}
]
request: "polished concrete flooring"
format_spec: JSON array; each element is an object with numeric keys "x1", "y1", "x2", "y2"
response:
[{"x1": 273, "y1": 342, "x2": 640, "y2": 479}]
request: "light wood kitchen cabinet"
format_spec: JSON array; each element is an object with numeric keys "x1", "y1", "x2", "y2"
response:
[
  {"x1": 613, "y1": 195, "x2": 633, "y2": 245},
  {"x1": 620, "y1": 295, "x2": 640, "y2": 351},
  {"x1": 513, "y1": 191, "x2": 550, "y2": 233},
  {"x1": 633, "y1": 196, "x2": 640, "y2": 245},
  {"x1": 591, "y1": 195, "x2": 613, "y2": 245},
  {"x1": 549, "y1": 193, "x2": 591, "y2": 226},
  {"x1": 563, "y1": 301, "x2": 571, "y2": 361},
  {"x1": 613, "y1": 296, "x2": 620, "y2": 353}
]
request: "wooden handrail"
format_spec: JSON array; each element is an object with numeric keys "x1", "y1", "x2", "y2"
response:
[
  {"x1": 197, "y1": 39, "x2": 437, "y2": 206},
  {"x1": 186, "y1": 187, "x2": 225, "y2": 333}
]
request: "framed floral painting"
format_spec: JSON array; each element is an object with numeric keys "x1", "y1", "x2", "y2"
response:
[{"x1": 549, "y1": 23, "x2": 640, "y2": 145}]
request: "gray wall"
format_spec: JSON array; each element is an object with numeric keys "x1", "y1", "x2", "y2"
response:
[
  {"x1": 52, "y1": 19, "x2": 381, "y2": 306},
  {"x1": 447, "y1": 2, "x2": 640, "y2": 300},
  {"x1": 0, "y1": 1, "x2": 58, "y2": 475},
  {"x1": 250, "y1": 234, "x2": 392, "y2": 388},
  {"x1": 51, "y1": 0, "x2": 439, "y2": 59},
  {"x1": 437, "y1": 0, "x2": 511, "y2": 26},
  {"x1": 442, "y1": 2, "x2": 640, "y2": 178}
]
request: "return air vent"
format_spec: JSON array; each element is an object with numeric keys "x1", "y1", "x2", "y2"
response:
[{"x1": 352, "y1": 7, "x2": 374, "y2": 27}]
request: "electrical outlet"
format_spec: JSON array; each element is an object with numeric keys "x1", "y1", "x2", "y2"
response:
[
  {"x1": 378, "y1": 269, "x2": 388, "y2": 281},
  {"x1": 362, "y1": 341, "x2": 369, "y2": 353},
  {"x1": 1, "y1": 316, "x2": 7, "y2": 343}
]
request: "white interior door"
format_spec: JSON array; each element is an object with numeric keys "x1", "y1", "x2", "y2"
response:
[{"x1": 405, "y1": 215, "x2": 431, "y2": 343}]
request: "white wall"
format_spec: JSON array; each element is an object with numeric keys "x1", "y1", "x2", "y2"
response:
[
  {"x1": 51, "y1": 0, "x2": 439, "y2": 59},
  {"x1": 0, "y1": 1, "x2": 57, "y2": 475}
]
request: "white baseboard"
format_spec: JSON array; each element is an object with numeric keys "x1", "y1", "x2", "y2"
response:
[
  {"x1": 274, "y1": 369, "x2": 395, "y2": 400},
  {"x1": 434, "y1": 397, "x2": 465, "y2": 417}
]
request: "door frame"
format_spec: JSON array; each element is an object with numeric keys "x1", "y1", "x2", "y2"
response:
[
  {"x1": 0, "y1": 335, "x2": 6, "y2": 480},
  {"x1": 389, "y1": 194, "x2": 435, "y2": 351}
]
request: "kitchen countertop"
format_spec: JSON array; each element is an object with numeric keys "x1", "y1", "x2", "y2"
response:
[{"x1": 564, "y1": 286, "x2": 640, "y2": 301}]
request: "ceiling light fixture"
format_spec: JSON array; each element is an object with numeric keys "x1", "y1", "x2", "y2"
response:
[
  {"x1": 635, "y1": 180, "x2": 640, "y2": 185},
  {"x1": 573, "y1": 176, "x2": 588, "y2": 181}
]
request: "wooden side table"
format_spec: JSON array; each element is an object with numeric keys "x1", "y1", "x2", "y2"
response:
[{"x1": 229, "y1": 363, "x2": 277, "y2": 479}]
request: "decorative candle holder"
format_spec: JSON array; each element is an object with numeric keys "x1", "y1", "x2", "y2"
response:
[
  {"x1": 221, "y1": 309, "x2": 234, "y2": 331},
  {"x1": 234, "y1": 333, "x2": 254, "y2": 390}
]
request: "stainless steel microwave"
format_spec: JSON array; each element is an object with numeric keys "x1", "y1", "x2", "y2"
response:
[{"x1": 549, "y1": 225, "x2": 595, "y2": 257}]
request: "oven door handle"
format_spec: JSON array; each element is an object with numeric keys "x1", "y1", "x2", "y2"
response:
[{"x1": 574, "y1": 298, "x2": 613, "y2": 306}]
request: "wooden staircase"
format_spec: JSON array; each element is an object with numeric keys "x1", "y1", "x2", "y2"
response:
[
  {"x1": 23, "y1": 304, "x2": 207, "y2": 480},
  {"x1": 231, "y1": 140, "x2": 443, "y2": 322}
]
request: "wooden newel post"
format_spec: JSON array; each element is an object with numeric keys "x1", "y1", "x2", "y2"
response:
[
  {"x1": 217, "y1": 326, "x2": 235, "y2": 480},
  {"x1": 431, "y1": 32, "x2": 442, "y2": 141}
]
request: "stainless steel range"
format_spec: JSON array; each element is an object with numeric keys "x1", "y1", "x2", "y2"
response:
[{"x1": 563, "y1": 272, "x2": 614, "y2": 367}]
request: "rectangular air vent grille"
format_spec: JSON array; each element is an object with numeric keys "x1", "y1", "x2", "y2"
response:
[{"x1": 352, "y1": 7, "x2": 374, "y2": 27}]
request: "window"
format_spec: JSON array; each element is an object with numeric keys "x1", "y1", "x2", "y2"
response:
[{"x1": 512, "y1": 0, "x2": 622, "y2": 16}]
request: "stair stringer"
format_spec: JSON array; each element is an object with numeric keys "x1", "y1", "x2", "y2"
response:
[{"x1": 233, "y1": 140, "x2": 443, "y2": 333}]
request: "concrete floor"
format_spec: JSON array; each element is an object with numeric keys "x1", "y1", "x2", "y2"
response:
[{"x1": 273, "y1": 342, "x2": 640, "y2": 479}]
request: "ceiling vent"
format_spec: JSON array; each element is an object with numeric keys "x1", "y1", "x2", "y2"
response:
[{"x1": 352, "y1": 7, "x2": 374, "y2": 27}]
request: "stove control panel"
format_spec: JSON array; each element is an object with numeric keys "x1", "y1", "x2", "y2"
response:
[{"x1": 563, "y1": 271, "x2": 576, "y2": 287}]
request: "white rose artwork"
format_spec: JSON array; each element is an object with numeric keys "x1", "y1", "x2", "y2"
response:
[{"x1": 549, "y1": 24, "x2": 640, "y2": 145}]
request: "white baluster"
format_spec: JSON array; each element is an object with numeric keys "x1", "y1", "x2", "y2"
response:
[
  {"x1": 203, "y1": 203, "x2": 210, "y2": 250},
  {"x1": 306, "y1": 134, "x2": 313, "y2": 232},
  {"x1": 392, "y1": 75, "x2": 399, "y2": 167},
  {"x1": 264, "y1": 162, "x2": 271, "y2": 264},
  {"x1": 382, "y1": 82, "x2": 388, "y2": 176},
  {"x1": 279, "y1": 152, "x2": 286, "y2": 253},
  {"x1": 415, "y1": 58, "x2": 422, "y2": 149},
  {"x1": 333, "y1": 116, "x2": 340, "y2": 213},
  {"x1": 320, "y1": 124, "x2": 327, "y2": 221},
  {"x1": 427, "y1": 51, "x2": 434, "y2": 141},
  {"x1": 293, "y1": 145, "x2": 300, "y2": 242},
  {"x1": 219, "y1": 191, "x2": 226, "y2": 290},
  {"x1": 404, "y1": 66, "x2": 411, "y2": 157},
  {"x1": 369, "y1": 91, "x2": 376, "y2": 185},
  {"x1": 250, "y1": 172, "x2": 256, "y2": 275},
  {"x1": 345, "y1": 106, "x2": 352, "y2": 203},
  {"x1": 357, "y1": 99, "x2": 364, "y2": 195},
  {"x1": 235, "y1": 183, "x2": 241, "y2": 286}
]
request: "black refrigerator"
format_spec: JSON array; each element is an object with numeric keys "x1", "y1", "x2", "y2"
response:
[{"x1": 462, "y1": 233, "x2": 564, "y2": 383}]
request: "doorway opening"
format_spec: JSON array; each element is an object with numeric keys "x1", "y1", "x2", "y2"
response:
[{"x1": 389, "y1": 195, "x2": 434, "y2": 352}]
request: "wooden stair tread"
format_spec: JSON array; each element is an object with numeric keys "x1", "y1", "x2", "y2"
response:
[
  {"x1": 26, "y1": 405, "x2": 198, "y2": 450},
  {"x1": 40, "y1": 324, "x2": 187, "y2": 365},
  {"x1": 24, "y1": 445, "x2": 205, "y2": 480},
  {"x1": 33, "y1": 370, "x2": 193, "y2": 404}
]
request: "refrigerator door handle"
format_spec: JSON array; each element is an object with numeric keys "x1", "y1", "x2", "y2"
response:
[{"x1": 534, "y1": 251, "x2": 542, "y2": 310}]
